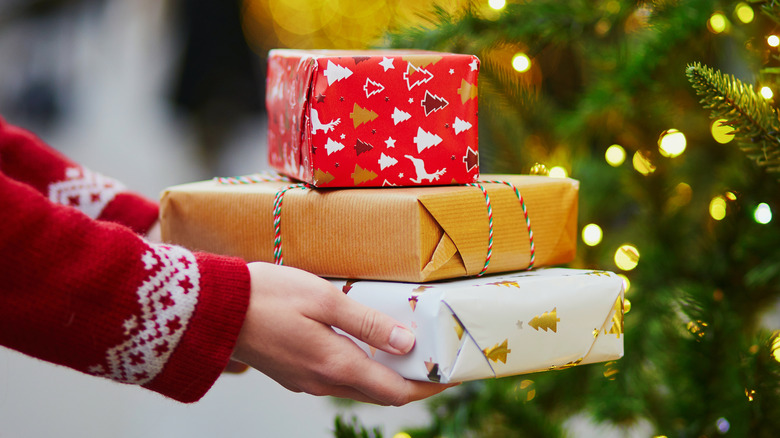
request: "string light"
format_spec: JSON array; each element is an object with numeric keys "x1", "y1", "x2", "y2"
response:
[
  {"x1": 735, "y1": 3, "x2": 754, "y2": 23},
  {"x1": 761, "y1": 86, "x2": 774, "y2": 99},
  {"x1": 618, "y1": 274, "x2": 631, "y2": 293},
  {"x1": 512, "y1": 53, "x2": 531, "y2": 72},
  {"x1": 605, "y1": 144, "x2": 626, "y2": 166},
  {"x1": 711, "y1": 119, "x2": 735, "y2": 144},
  {"x1": 658, "y1": 129, "x2": 686, "y2": 158},
  {"x1": 754, "y1": 203, "x2": 772, "y2": 224},
  {"x1": 768, "y1": 35, "x2": 780, "y2": 47},
  {"x1": 632, "y1": 151, "x2": 656, "y2": 175},
  {"x1": 771, "y1": 332, "x2": 780, "y2": 363},
  {"x1": 488, "y1": 0, "x2": 506, "y2": 10},
  {"x1": 549, "y1": 166, "x2": 567, "y2": 178},
  {"x1": 708, "y1": 13, "x2": 728, "y2": 34},
  {"x1": 710, "y1": 196, "x2": 727, "y2": 220},
  {"x1": 614, "y1": 244, "x2": 640, "y2": 271},
  {"x1": 582, "y1": 223, "x2": 603, "y2": 246}
]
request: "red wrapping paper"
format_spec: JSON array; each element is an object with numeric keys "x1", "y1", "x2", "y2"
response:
[{"x1": 266, "y1": 49, "x2": 480, "y2": 187}]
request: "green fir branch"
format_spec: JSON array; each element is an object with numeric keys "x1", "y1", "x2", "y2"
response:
[{"x1": 686, "y1": 62, "x2": 780, "y2": 173}]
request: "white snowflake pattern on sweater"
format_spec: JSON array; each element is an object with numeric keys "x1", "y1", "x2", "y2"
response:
[
  {"x1": 87, "y1": 242, "x2": 200, "y2": 384},
  {"x1": 48, "y1": 167, "x2": 125, "y2": 219}
]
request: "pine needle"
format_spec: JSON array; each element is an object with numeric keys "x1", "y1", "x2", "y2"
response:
[{"x1": 686, "y1": 62, "x2": 780, "y2": 173}]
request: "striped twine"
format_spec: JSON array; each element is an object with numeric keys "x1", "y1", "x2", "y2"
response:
[
  {"x1": 272, "y1": 183, "x2": 310, "y2": 265},
  {"x1": 478, "y1": 180, "x2": 535, "y2": 270},
  {"x1": 467, "y1": 182, "x2": 494, "y2": 276},
  {"x1": 213, "y1": 172, "x2": 291, "y2": 185}
]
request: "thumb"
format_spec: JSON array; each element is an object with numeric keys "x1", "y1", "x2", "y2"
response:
[{"x1": 320, "y1": 290, "x2": 416, "y2": 355}]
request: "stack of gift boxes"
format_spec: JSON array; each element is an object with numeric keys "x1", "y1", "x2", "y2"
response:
[{"x1": 160, "y1": 49, "x2": 625, "y2": 384}]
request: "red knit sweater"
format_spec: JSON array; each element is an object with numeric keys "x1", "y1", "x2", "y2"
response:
[{"x1": 0, "y1": 117, "x2": 251, "y2": 403}]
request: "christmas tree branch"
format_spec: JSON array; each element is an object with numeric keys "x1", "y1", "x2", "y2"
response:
[{"x1": 686, "y1": 62, "x2": 780, "y2": 173}]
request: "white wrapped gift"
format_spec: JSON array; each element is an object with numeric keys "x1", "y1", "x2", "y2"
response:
[{"x1": 333, "y1": 268, "x2": 625, "y2": 383}]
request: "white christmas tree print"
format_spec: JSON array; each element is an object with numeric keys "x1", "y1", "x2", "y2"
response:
[
  {"x1": 378, "y1": 153, "x2": 398, "y2": 170},
  {"x1": 413, "y1": 127, "x2": 443, "y2": 153},
  {"x1": 391, "y1": 108, "x2": 411, "y2": 125},
  {"x1": 453, "y1": 117, "x2": 473, "y2": 134},
  {"x1": 403, "y1": 62, "x2": 434, "y2": 90},
  {"x1": 363, "y1": 78, "x2": 385, "y2": 98},
  {"x1": 324, "y1": 138, "x2": 345, "y2": 155},
  {"x1": 324, "y1": 60, "x2": 353, "y2": 86}
]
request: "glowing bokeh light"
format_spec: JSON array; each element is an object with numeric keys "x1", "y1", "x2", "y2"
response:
[
  {"x1": 658, "y1": 129, "x2": 686, "y2": 158},
  {"x1": 393, "y1": 433, "x2": 412, "y2": 438},
  {"x1": 512, "y1": 53, "x2": 531, "y2": 72},
  {"x1": 618, "y1": 274, "x2": 631, "y2": 293},
  {"x1": 549, "y1": 166, "x2": 568, "y2": 178},
  {"x1": 488, "y1": 0, "x2": 506, "y2": 10},
  {"x1": 708, "y1": 13, "x2": 727, "y2": 34},
  {"x1": 725, "y1": 191, "x2": 737, "y2": 201},
  {"x1": 754, "y1": 203, "x2": 772, "y2": 224},
  {"x1": 624, "y1": 298, "x2": 631, "y2": 314},
  {"x1": 735, "y1": 3, "x2": 754, "y2": 23},
  {"x1": 772, "y1": 332, "x2": 780, "y2": 363},
  {"x1": 711, "y1": 119, "x2": 735, "y2": 144},
  {"x1": 632, "y1": 151, "x2": 656, "y2": 175},
  {"x1": 761, "y1": 86, "x2": 774, "y2": 99},
  {"x1": 614, "y1": 244, "x2": 640, "y2": 271},
  {"x1": 710, "y1": 196, "x2": 727, "y2": 221},
  {"x1": 716, "y1": 417, "x2": 731, "y2": 434},
  {"x1": 769, "y1": 35, "x2": 780, "y2": 47},
  {"x1": 605, "y1": 144, "x2": 626, "y2": 166},
  {"x1": 582, "y1": 223, "x2": 603, "y2": 246}
]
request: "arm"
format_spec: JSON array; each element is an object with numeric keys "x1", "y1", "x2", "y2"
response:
[
  {"x1": 0, "y1": 117, "x2": 158, "y2": 234},
  {"x1": 0, "y1": 171, "x2": 250, "y2": 403}
]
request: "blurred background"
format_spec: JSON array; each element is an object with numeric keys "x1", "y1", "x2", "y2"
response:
[{"x1": 3, "y1": 0, "x2": 780, "y2": 437}]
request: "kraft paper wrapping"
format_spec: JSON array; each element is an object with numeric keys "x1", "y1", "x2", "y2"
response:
[
  {"x1": 333, "y1": 268, "x2": 625, "y2": 383},
  {"x1": 159, "y1": 174, "x2": 578, "y2": 282}
]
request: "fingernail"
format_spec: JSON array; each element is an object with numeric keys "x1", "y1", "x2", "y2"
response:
[{"x1": 389, "y1": 326, "x2": 415, "y2": 353}]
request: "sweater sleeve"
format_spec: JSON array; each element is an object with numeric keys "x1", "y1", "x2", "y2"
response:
[
  {"x1": 0, "y1": 117, "x2": 158, "y2": 235},
  {"x1": 0, "y1": 164, "x2": 251, "y2": 403}
]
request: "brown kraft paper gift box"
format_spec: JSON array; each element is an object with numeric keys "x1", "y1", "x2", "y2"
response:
[{"x1": 159, "y1": 174, "x2": 578, "y2": 282}]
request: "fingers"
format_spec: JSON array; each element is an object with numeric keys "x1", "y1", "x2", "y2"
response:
[{"x1": 316, "y1": 288, "x2": 416, "y2": 355}]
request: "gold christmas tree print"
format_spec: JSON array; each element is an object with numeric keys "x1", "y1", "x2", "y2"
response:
[
  {"x1": 529, "y1": 308, "x2": 560, "y2": 332},
  {"x1": 587, "y1": 270, "x2": 611, "y2": 277},
  {"x1": 313, "y1": 169, "x2": 335, "y2": 185},
  {"x1": 457, "y1": 78, "x2": 478, "y2": 103},
  {"x1": 452, "y1": 315, "x2": 465, "y2": 340},
  {"x1": 556, "y1": 357, "x2": 584, "y2": 370},
  {"x1": 487, "y1": 280, "x2": 521, "y2": 288},
  {"x1": 604, "y1": 296, "x2": 624, "y2": 338},
  {"x1": 483, "y1": 339, "x2": 511, "y2": 364},
  {"x1": 351, "y1": 164, "x2": 378, "y2": 184},
  {"x1": 349, "y1": 103, "x2": 378, "y2": 128},
  {"x1": 402, "y1": 55, "x2": 443, "y2": 69}
]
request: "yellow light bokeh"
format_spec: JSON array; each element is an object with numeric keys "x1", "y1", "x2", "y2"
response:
[
  {"x1": 769, "y1": 35, "x2": 780, "y2": 47},
  {"x1": 710, "y1": 196, "x2": 727, "y2": 221},
  {"x1": 725, "y1": 191, "x2": 737, "y2": 201},
  {"x1": 549, "y1": 166, "x2": 568, "y2": 178},
  {"x1": 761, "y1": 86, "x2": 774, "y2": 99},
  {"x1": 658, "y1": 129, "x2": 686, "y2": 158},
  {"x1": 754, "y1": 203, "x2": 772, "y2": 224},
  {"x1": 618, "y1": 274, "x2": 631, "y2": 293},
  {"x1": 771, "y1": 332, "x2": 780, "y2": 363},
  {"x1": 582, "y1": 223, "x2": 603, "y2": 246},
  {"x1": 735, "y1": 3, "x2": 754, "y2": 23},
  {"x1": 393, "y1": 433, "x2": 412, "y2": 438},
  {"x1": 488, "y1": 0, "x2": 506, "y2": 10},
  {"x1": 708, "y1": 13, "x2": 727, "y2": 34},
  {"x1": 624, "y1": 298, "x2": 631, "y2": 314},
  {"x1": 711, "y1": 119, "x2": 735, "y2": 144},
  {"x1": 605, "y1": 144, "x2": 626, "y2": 167},
  {"x1": 512, "y1": 53, "x2": 531, "y2": 73},
  {"x1": 632, "y1": 151, "x2": 656, "y2": 175},
  {"x1": 614, "y1": 244, "x2": 640, "y2": 271}
]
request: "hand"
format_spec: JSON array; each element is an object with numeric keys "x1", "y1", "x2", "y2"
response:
[{"x1": 231, "y1": 262, "x2": 453, "y2": 406}]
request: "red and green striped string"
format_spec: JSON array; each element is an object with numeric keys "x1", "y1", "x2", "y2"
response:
[{"x1": 215, "y1": 174, "x2": 535, "y2": 275}]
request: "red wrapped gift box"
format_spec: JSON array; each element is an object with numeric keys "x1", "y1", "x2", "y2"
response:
[{"x1": 266, "y1": 49, "x2": 480, "y2": 187}]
